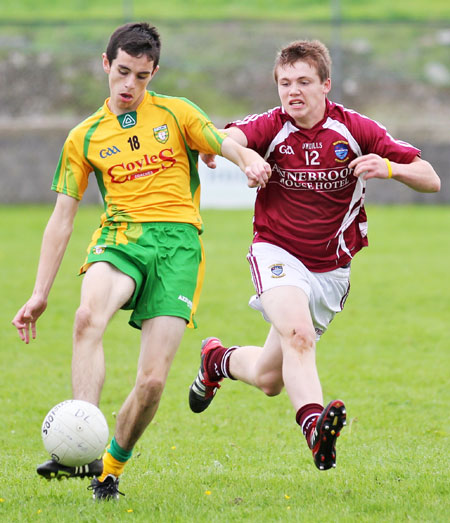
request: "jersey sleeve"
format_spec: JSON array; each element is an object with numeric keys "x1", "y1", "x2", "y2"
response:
[
  {"x1": 178, "y1": 98, "x2": 226, "y2": 155},
  {"x1": 225, "y1": 109, "x2": 278, "y2": 157},
  {"x1": 51, "y1": 130, "x2": 92, "y2": 200},
  {"x1": 354, "y1": 115, "x2": 420, "y2": 163}
]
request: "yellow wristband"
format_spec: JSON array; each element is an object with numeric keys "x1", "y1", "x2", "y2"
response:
[{"x1": 384, "y1": 158, "x2": 393, "y2": 179}]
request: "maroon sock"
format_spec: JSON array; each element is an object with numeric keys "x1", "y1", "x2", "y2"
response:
[
  {"x1": 205, "y1": 346, "x2": 238, "y2": 381},
  {"x1": 296, "y1": 403, "x2": 323, "y2": 445}
]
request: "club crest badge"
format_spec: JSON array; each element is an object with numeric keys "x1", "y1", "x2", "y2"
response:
[
  {"x1": 93, "y1": 245, "x2": 107, "y2": 255},
  {"x1": 153, "y1": 124, "x2": 169, "y2": 144},
  {"x1": 270, "y1": 264, "x2": 285, "y2": 278},
  {"x1": 333, "y1": 141, "x2": 349, "y2": 162}
]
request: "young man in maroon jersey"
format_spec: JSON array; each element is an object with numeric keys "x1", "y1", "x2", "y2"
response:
[{"x1": 188, "y1": 39, "x2": 440, "y2": 470}]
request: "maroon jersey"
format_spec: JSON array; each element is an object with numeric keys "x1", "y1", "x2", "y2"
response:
[{"x1": 226, "y1": 99, "x2": 420, "y2": 272}]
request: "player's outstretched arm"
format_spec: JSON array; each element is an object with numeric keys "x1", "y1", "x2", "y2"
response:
[
  {"x1": 200, "y1": 126, "x2": 249, "y2": 170},
  {"x1": 12, "y1": 193, "x2": 80, "y2": 343},
  {"x1": 349, "y1": 154, "x2": 440, "y2": 193},
  {"x1": 220, "y1": 135, "x2": 271, "y2": 188}
]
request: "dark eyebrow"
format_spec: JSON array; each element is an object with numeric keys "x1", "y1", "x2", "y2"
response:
[{"x1": 117, "y1": 64, "x2": 152, "y2": 75}]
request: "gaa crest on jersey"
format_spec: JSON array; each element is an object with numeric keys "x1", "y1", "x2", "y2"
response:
[
  {"x1": 153, "y1": 124, "x2": 169, "y2": 144},
  {"x1": 117, "y1": 112, "x2": 137, "y2": 129},
  {"x1": 333, "y1": 141, "x2": 349, "y2": 162},
  {"x1": 92, "y1": 245, "x2": 107, "y2": 255},
  {"x1": 270, "y1": 263, "x2": 285, "y2": 278}
]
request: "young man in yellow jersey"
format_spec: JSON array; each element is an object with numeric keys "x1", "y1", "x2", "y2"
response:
[{"x1": 12, "y1": 22, "x2": 271, "y2": 500}]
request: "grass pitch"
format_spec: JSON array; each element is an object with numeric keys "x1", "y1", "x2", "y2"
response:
[{"x1": 1, "y1": 205, "x2": 449, "y2": 521}]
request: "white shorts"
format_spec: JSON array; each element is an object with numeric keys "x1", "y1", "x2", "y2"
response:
[{"x1": 247, "y1": 242, "x2": 351, "y2": 340}]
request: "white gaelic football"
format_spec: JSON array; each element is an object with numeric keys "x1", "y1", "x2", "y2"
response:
[{"x1": 41, "y1": 399, "x2": 109, "y2": 466}]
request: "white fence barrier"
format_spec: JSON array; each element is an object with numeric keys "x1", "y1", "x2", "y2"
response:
[{"x1": 199, "y1": 156, "x2": 257, "y2": 209}]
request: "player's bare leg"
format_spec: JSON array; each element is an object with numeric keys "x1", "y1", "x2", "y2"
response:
[
  {"x1": 259, "y1": 286, "x2": 323, "y2": 408},
  {"x1": 192, "y1": 286, "x2": 321, "y2": 407},
  {"x1": 203, "y1": 286, "x2": 321, "y2": 406},
  {"x1": 228, "y1": 326, "x2": 284, "y2": 396},
  {"x1": 188, "y1": 285, "x2": 345, "y2": 470},
  {"x1": 114, "y1": 315, "x2": 186, "y2": 450},
  {"x1": 89, "y1": 315, "x2": 186, "y2": 497},
  {"x1": 37, "y1": 262, "x2": 135, "y2": 482},
  {"x1": 72, "y1": 262, "x2": 135, "y2": 405},
  {"x1": 260, "y1": 286, "x2": 346, "y2": 469}
]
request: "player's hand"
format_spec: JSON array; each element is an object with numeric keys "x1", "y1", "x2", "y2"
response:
[
  {"x1": 12, "y1": 296, "x2": 48, "y2": 343},
  {"x1": 200, "y1": 153, "x2": 217, "y2": 169},
  {"x1": 349, "y1": 153, "x2": 393, "y2": 181},
  {"x1": 245, "y1": 160, "x2": 272, "y2": 188}
]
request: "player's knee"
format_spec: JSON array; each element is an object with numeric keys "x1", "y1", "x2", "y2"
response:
[
  {"x1": 135, "y1": 373, "x2": 165, "y2": 408},
  {"x1": 260, "y1": 382, "x2": 283, "y2": 397},
  {"x1": 74, "y1": 306, "x2": 92, "y2": 337},
  {"x1": 255, "y1": 373, "x2": 283, "y2": 397},
  {"x1": 73, "y1": 305, "x2": 105, "y2": 339},
  {"x1": 286, "y1": 326, "x2": 315, "y2": 354}
]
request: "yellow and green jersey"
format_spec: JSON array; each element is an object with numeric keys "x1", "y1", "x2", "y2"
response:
[{"x1": 52, "y1": 91, "x2": 226, "y2": 230}]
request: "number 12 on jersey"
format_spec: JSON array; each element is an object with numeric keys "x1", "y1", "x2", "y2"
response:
[{"x1": 305, "y1": 150, "x2": 320, "y2": 165}]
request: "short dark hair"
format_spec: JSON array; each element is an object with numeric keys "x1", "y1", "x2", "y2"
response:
[
  {"x1": 274, "y1": 40, "x2": 331, "y2": 83},
  {"x1": 106, "y1": 22, "x2": 161, "y2": 68}
]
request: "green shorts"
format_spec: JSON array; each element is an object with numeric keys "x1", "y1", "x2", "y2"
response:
[{"x1": 80, "y1": 222, "x2": 205, "y2": 329}]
